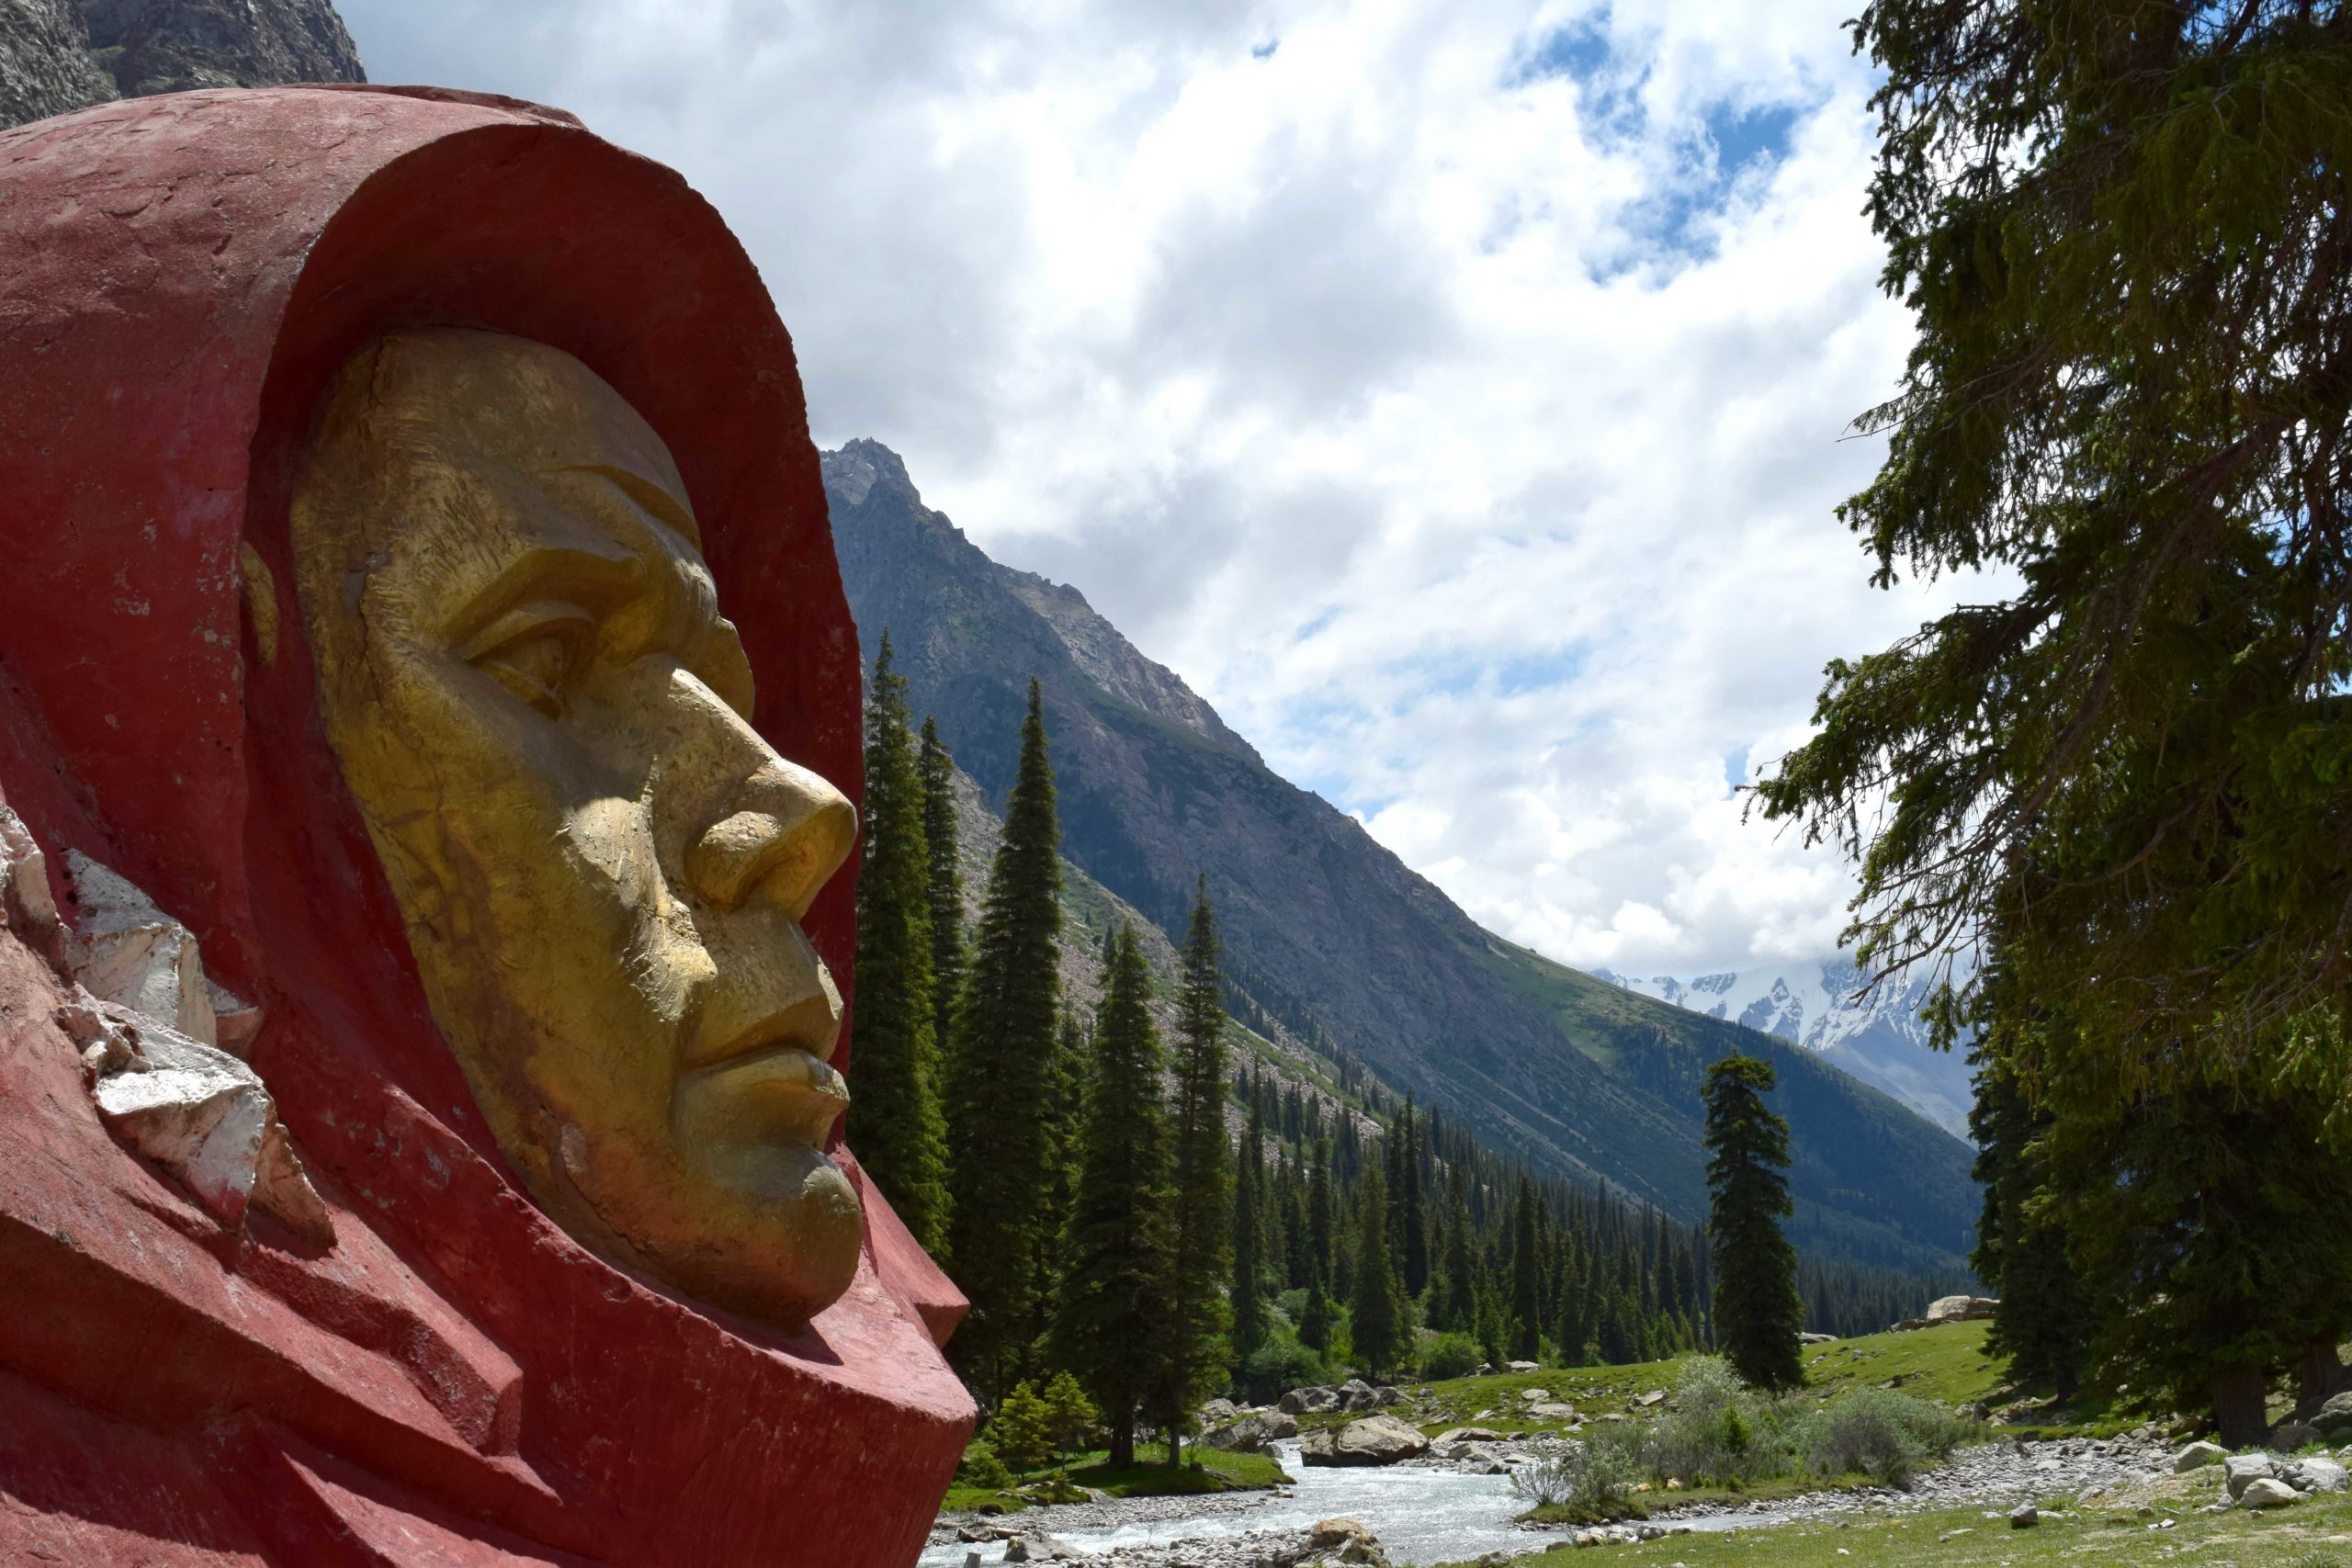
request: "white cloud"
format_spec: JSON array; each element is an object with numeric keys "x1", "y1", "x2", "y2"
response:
[{"x1": 338, "y1": 0, "x2": 1963, "y2": 976}]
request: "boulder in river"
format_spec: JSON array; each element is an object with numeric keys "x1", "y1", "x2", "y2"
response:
[
  {"x1": 1307, "y1": 1517, "x2": 1391, "y2": 1567},
  {"x1": 1204, "y1": 1409, "x2": 1299, "y2": 1453},
  {"x1": 1299, "y1": 1415, "x2": 1430, "y2": 1467}
]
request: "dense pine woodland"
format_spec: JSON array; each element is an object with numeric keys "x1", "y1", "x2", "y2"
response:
[{"x1": 854, "y1": 634, "x2": 1961, "y2": 1435}]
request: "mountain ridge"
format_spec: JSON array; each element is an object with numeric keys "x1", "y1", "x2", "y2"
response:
[
  {"x1": 823, "y1": 437, "x2": 1979, "y2": 1275},
  {"x1": 1597, "y1": 959, "x2": 1977, "y2": 1138}
]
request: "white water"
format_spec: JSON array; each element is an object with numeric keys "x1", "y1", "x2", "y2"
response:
[{"x1": 921, "y1": 1442, "x2": 1788, "y2": 1567}]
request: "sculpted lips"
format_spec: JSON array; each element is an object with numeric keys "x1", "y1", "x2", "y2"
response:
[{"x1": 684, "y1": 993, "x2": 848, "y2": 1147}]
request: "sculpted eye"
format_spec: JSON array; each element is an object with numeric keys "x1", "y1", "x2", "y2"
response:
[{"x1": 461, "y1": 601, "x2": 599, "y2": 717}]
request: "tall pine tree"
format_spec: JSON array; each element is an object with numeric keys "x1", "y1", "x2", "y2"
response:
[
  {"x1": 1702, "y1": 1052, "x2": 1803, "y2": 1392},
  {"x1": 1230, "y1": 1110, "x2": 1268, "y2": 1374},
  {"x1": 1053, "y1": 927, "x2": 1171, "y2": 1467},
  {"x1": 944, "y1": 680, "x2": 1065, "y2": 1397},
  {"x1": 847, "y1": 634, "x2": 950, "y2": 1251},
  {"x1": 1508, "y1": 1175, "x2": 1543, "y2": 1361},
  {"x1": 917, "y1": 716, "x2": 967, "y2": 1034},
  {"x1": 1159, "y1": 878, "x2": 1233, "y2": 1459},
  {"x1": 1968, "y1": 1025, "x2": 2087, "y2": 1394},
  {"x1": 1351, "y1": 1159, "x2": 1408, "y2": 1377}
]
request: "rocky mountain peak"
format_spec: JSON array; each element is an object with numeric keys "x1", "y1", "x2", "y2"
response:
[
  {"x1": 3, "y1": 0, "x2": 365, "y2": 131},
  {"x1": 820, "y1": 437, "x2": 922, "y2": 514}
]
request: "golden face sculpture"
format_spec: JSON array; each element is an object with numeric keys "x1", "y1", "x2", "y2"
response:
[{"x1": 291, "y1": 328, "x2": 863, "y2": 1330}]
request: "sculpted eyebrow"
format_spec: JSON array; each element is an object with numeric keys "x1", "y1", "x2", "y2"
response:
[
  {"x1": 447, "y1": 540, "x2": 642, "y2": 649},
  {"x1": 560, "y1": 464, "x2": 702, "y2": 551}
]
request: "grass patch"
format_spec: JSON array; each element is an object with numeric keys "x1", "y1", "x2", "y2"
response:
[
  {"x1": 1072, "y1": 1442, "x2": 1291, "y2": 1495},
  {"x1": 939, "y1": 1443, "x2": 1289, "y2": 1516},
  {"x1": 1518, "y1": 1474, "x2": 1877, "y2": 1529},
  {"x1": 1449, "y1": 1484, "x2": 2352, "y2": 1566}
]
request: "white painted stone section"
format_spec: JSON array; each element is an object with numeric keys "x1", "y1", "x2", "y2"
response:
[
  {"x1": 63, "y1": 851, "x2": 217, "y2": 1046},
  {"x1": 0, "y1": 805, "x2": 61, "y2": 931},
  {"x1": 74, "y1": 998, "x2": 333, "y2": 1245}
]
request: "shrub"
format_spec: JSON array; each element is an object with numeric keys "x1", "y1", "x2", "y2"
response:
[
  {"x1": 956, "y1": 1438, "x2": 1012, "y2": 1489},
  {"x1": 1634, "y1": 1355, "x2": 1783, "y2": 1489},
  {"x1": 1239, "y1": 1334, "x2": 1326, "y2": 1403},
  {"x1": 1511, "y1": 1427, "x2": 1642, "y2": 1520},
  {"x1": 1801, "y1": 1387, "x2": 1966, "y2": 1488},
  {"x1": 1421, "y1": 1332, "x2": 1484, "y2": 1381}
]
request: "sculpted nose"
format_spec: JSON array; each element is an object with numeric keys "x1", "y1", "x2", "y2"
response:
[{"x1": 686, "y1": 762, "x2": 858, "y2": 919}]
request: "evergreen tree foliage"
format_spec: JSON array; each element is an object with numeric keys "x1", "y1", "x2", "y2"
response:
[
  {"x1": 1351, "y1": 1159, "x2": 1408, "y2": 1377},
  {"x1": 992, "y1": 1381, "x2": 1053, "y2": 1479},
  {"x1": 944, "y1": 679, "x2": 1066, "y2": 1397},
  {"x1": 917, "y1": 715, "x2": 967, "y2": 1029},
  {"x1": 2002, "y1": 995, "x2": 2352, "y2": 1444},
  {"x1": 848, "y1": 633, "x2": 951, "y2": 1251},
  {"x1": 1396, "y1": 1098, "x2": 1429, "y2": 1295},
  {"x1": 1052, "y1": 926, "x2": 1172, "y2": 1467},
  {"x1": 1703, "y1": 1052, "x2": 1804, "y2": 1392},
  {"x1": 1159, "y1": 878, "x2": 1234, "y2": 1457},
  {"x1": 1755, "y1": 0, "x2": 2352, "y2": 1102},
  {"x1": 1299, "y1": 1272, "x2": 1333, "y2": 1354},
  {"x1": 1230, "y1": 1113, "x2": 1268, "y2": 1372},
  {"x1": 1041, "y1": 1371, "x2": 1099, "y2": 1473},
  {"x1": 1433, "y1": 1189, "x2": 1476, "y2": 1334},
  {"x1": 1306, "y1": 1140, "x2": 1336, "y2": 1289},
  {"x1": 1507, "y1": 1176, "x2": 1543, "y2": 1360},
  {"x1": 1967, "y1": 1022, "x2": 2087, "y2": 1393}
]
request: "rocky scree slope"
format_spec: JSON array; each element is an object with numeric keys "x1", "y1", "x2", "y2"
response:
[
  {"x1": 2, "y1": 0, "x2": 363, "y2": 130},
  {"x1": 824, "y1": 438, "x2": 1978, "y2": 1273}
]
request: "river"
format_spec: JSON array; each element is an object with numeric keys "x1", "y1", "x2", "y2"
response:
[{"x1": 920, "y1": 1442, "x2": 1788, "y2": 1567}]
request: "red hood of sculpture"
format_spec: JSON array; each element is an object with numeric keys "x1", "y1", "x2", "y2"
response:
[{"x1": 0, "y1": 85, "x2": 970, "y2": 1568}]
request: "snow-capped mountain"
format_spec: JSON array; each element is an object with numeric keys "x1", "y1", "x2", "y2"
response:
[{"x1": 1593, "y1": 958, "x2": 1977, "y2": 1140}]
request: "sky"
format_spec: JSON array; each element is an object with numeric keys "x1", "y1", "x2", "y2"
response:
[{"x1": 338, "y1": 0, "x2": 1966, "y2": 979}]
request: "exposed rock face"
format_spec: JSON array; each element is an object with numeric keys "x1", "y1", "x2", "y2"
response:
[
  {"x1": 1298, "y1": 1415, "x2": 1430, "y2": 1467},
  {"x1": 0, "y1": 0, "x2": 365, "y2": 130},
  {"x1": 85, "y1": 0, "x2": 363, "y2": 97},
  {"x1": 825, "y1": 438, "x2": 1980, "y2": 1272},
  {"x1": 0, "y1": 0, "x2": 115, "y2": 126}
]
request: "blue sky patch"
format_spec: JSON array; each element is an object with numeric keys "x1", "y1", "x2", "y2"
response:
[{"x1": 1505, "y1": 15, "x2": 1610, "y2": 87}]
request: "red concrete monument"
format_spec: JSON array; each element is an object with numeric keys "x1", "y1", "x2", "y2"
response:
[{"x1": 0, "y1": 85, "x2": 974, "y2": 1565}]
